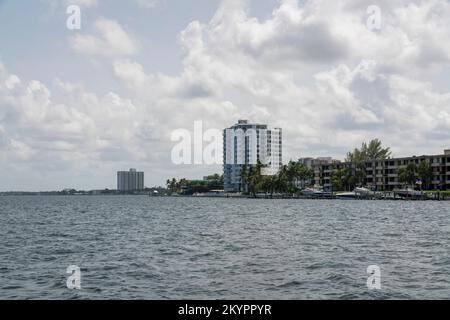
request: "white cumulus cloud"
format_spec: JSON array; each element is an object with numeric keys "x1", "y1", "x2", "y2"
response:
[
  {"x1": 70, "y1": 17, "x2": 139, "y2": 58},
  {"x1": 2, "y1": 0, "x2": 450, "y2": 190}
]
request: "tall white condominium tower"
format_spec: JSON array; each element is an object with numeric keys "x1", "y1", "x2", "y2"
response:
[
  {"x1": 223, "y1": 120, "x2": 282, "y2": 192},
  {"x1": 117, "y1": 169, "x2": 145, "y2": 192}
]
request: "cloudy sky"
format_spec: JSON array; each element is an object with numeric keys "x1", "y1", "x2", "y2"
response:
[{"x1": 1, "y1": 0, "x2": 450, "y2": 191}]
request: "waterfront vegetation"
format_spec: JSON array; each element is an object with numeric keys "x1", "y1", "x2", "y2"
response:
[
  {"x1": 0, "y1": 187, "x2": 167, "y2": 196},
  {"x1": 331, "y1": 139, "x2": 436, "y2": 192},
  {"x1": 329, "y1": 139, "x2": 392, "y2": 191},
  {"x1": 240, "y1": 139, "x2": 400, "y2": 196},
  {"x1": 424, "y1": 190, "x2": 450, "y2": 197},
  {"x1": 165, "y1": 163, "x2": 314, "y2": 197},
  {"x1": 397, "y1": 162, "x2": 434, "y2": 189},
  {"x1": 164, "y1": 139, "x2": 445, "y2": 198},
  {"x1": 166, "y1": 174, "x2": 224, "y2": 195},
  {"x1": 241, "y1": 161, "x2": 314, "y2": 197},
  {"x1": 239, "y1": 139, "x2": 439, "y2": 195}
]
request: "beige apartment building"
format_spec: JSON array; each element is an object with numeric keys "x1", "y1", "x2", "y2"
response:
[{"x1": 299, "y1": 149, "x2": 450, "y2": 191}]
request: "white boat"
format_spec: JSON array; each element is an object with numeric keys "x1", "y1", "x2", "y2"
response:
[
  {"x1": 303, "y1": 187, "x2": 332, "y2": 197},
  {"x1": 394, "y1": 188, "x2": 423, "y2": 198},
  {"x1": 355, "y1": 187, "x2": 374, "y2": 195},
  {"x1": 337, "y1": 187, "x2": 376, "y2": 199},
  {"x1": 302, "y1": 188, "x2": 324, "y2": 196},
  {"x1": 336, "y1": 191, "x2": 357, "y2": 199},
  {"x1": 193, "y1": 191, "x2": 225, "y2": 198}
]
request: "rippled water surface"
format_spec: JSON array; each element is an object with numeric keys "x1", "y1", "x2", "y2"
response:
[{"x1": 1, "y1": 196, "x2": 449, "y2": 299}]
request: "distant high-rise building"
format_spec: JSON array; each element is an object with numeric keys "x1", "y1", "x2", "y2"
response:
[
  {"x1": 117, "y1": 169, "x2": 144, "y2": 192},
  {"x1": 223, "y1": 120, "x2": 282, "y2": 193}
]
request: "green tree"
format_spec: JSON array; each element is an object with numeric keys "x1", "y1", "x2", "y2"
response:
[
  {"x1": 241, "y1": 161, "x2": 314, "y2": 197},
  {"x1": 398, "y1": 163, "x2": 417, "y2": 187},
  {"x1": 166, "y1": 178, "x2": 179, "y2": 195},
  {"x1": 331, "y1": 168, "x2": 354, "y2": 191},
  {"x1": 331, "y1": 169, "x2": 345, "y2": 191},
  {"x1": 346, "y1": 139, "x2": 392, "y2": 187},
  {"x1": 346, "y1": 149, "x2": 366, "y2": 186},
  {"x1": 240, "y1": 165, "x2": 249, "y2": 193},
  {"x1": 285, "y1": 161, "x2": 300, "y2": 194},
  {"x1": 274, "y1": 165, "x2": 288, "y2": 194},
  {"x1": 266, "y1": 175, "x2": 278, "y2": 197},
  {"x1": 346, "y1": 147, "x2": 366, "y2": 163},
  {"x1": 256, "y1": 175, "x2": 273, "y2": 197},
  {"x1": 296, "y1": 163, "x2": 314, "y2": 189},
  {"x1": 417, "y1": 161, "x2": 433, "y2": 190},
  {"x1": 277, "y1": 161, "x2": 314, "y2": 194},
  {"x1": 362, "y1": 139, "x2": 392, "y2": 160},
  {"x1": 205, "y1": 174, "x2": 223, "y2": 184},
  {"x1": 240, "y1": 161, "x2": 265, "y2": 197}
]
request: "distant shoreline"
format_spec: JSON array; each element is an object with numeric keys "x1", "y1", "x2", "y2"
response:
[{"x1": 1, "y1": 193, "x2": 449, "y2": 201}]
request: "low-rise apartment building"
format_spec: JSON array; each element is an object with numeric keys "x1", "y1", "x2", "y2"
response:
[
  {"x1": 299, "y1": 149, "x2": 450, "y2": 191},
  {"x1": 298, "y1": 157, "x2": 341, "y2": 188}
]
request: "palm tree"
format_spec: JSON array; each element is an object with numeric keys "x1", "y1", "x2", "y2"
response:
[
  {"x1": 267, "y1": 175, "x2": 278, "y2": 198},
  {"x1": 256, "y1": 175, "x2": 275, "y2": 198},
  {"x1": 179, "y1": 178, "x2": 188, "y2": 194},
  {"x1": 346, "y1": 139, "x2": 391, "y2": 187},
  {"x1": 250, "y1": 161, "x2": 265, "y2": 197},
  {"x1": 243, "y1": 166, "x2": 256, "y2": 197},
  {"x1": 346, "y1": 139, "x2": 391, "y2": 161},
  {"x1": 285, "y1": 161, "x2": 299, "y2": 194},
  {"x1": 166, "y1": 178, "x2": 179, "y2": 195},
  {"x1": 363, "y1": 139, "x2": 392, "y2": 160},
  {"x1": 276, "y1": 164, "x2": 289, "y2": 194},
  {"x1": 346, "y1": 148, "x2": 366, "y2": 186},
  {"x1": 297, "y1": 163, "x2": 314, "y2": 189},
  {"x1": 240, "y1": 161, "x2": 264, "y2": 197},
  {"x1": 247, "y1": 166, "x2": 256, "y2": 197},
  {"x1": 240, "y1": 165, "x2": 248, "y2": 193}
]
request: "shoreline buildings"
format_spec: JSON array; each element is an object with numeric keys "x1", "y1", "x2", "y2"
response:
[
  {"x1": 299, "y1": 149, "x2": 450, "y2": 191},
  {"x1": 223, "y1": 120, "x2": 282, "y2": 192},
  {"x1": 117, "y1": 169, "x2": 144, "y2": 192}
]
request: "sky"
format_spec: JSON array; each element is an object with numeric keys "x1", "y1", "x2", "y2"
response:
[{"x1": 1, "y1": 0, "x2": 450, "y2": 191}]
